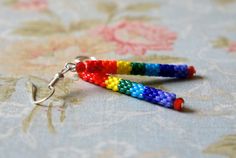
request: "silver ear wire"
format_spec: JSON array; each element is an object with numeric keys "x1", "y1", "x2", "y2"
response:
[
  {"x1": 31, "y1": 56, "x2": 96, "y2": 105},
  {"x1": 32, "y1": 63, "x2": 74, "y2": 105},
  {"x1": 74, "y1": 56, "x2": 96, "y2": 63},
  {"x1": 32, "y1": 82, "x2": 55, "y2": 105}
]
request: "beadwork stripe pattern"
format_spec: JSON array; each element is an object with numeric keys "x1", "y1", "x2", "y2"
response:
[
  {"x1": 76, "y1": 60, "x2": 196, "y2": 79},
  {"x1": 78, "y1": 72, "x2": 184, "y2": 111}
]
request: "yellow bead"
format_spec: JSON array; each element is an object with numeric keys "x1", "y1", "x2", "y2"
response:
[
  {"x1": 106, "y1": 85, "x2": 112, "y2": 89},
  {"x1": 117, "y1": 61, "x2": 132, "y2": 74},
  {"x1": 112, "y1": 86, "x2": 118, "y2": 91},
  {"x1": 105, "y1": 76, "x2": 121, "y2": 91}
]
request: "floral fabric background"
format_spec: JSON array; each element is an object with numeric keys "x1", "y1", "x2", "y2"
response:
[{"x1": 0, "y1": 0, "x2": 236, "y2": 158}]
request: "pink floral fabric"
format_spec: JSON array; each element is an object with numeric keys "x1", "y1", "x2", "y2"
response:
[
  {"x1": 92, "y1": 21, "x2": 177, "y2": 55},
  {"x1": 13, "y1": 0, "x2": 48, "y2": 11},
  {"x1": 228, "y1": 42, "x2": 236, "y2": 52},
  {"x1": 0, "y1": 1, "x2": 236, "y2": 158}
]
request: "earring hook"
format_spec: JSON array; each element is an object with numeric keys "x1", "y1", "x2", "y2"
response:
[{"x1": 31, "y1": 56, "x2": 95, "y2": 105}]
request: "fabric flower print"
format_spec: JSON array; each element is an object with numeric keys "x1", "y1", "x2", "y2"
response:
[
  {"x1": 212, "y1": 37, "x2": 236, "y2": 53},
  {"x1": 228, "y1": 41, "x2": 236, "y2": 52},
  {"x1": 13, "y1": 0, "x2": 48, "y2": 11},
  {"x1": 92, "y1": 21, "x2": 177, "y2": 55}
]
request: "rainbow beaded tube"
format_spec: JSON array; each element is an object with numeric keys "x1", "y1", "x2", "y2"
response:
[
  {"x1": 77, "y1": 71, "x2": 184, "y2": 111},
  {"x1": 76, "y1": 60, "x2": 196, "y2": 79}
]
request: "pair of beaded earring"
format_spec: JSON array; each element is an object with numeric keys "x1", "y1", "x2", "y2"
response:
[{"x1": 32, "y1": 56, "x2": 196, "y2": 111}]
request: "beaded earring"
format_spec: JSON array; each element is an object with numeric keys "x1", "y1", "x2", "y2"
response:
[{"x1": 31, "y1": 56, "x2": 196, "y2": 111}]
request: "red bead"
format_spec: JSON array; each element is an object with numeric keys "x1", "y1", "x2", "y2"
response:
[
  {"x1": 101, "y1": 60, "x2": 117, "y2": 74},
  {"x1": 86, "y1": 60, "x2": 102, "y2": 72},
  {"x1": 187, "y1": 66, "x2": 196, "y2": 78},
  {"x1": 76, "y1": 62, "x2": 86, "y2": 73},
  {"x1": 78, "y1": 60, "x2": 117, "y2": 74},
  {"x1": 78, "y1": 72, "x2": 108, "y2": 88},
  {"x1": 173, "y1": 98, "x2": 184, "y2": 111}
]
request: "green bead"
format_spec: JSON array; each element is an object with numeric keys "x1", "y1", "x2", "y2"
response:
[
  {"x1": 120, "y1": 82, "x2": 125, "y2": 86},
  {"x1": 118, "y1": 79, "x2": 133, "y2": 94},
  {"x1": 131, "y1": 62, "x2": 146, "y2": 75},
  {"x1": 125, "y1": 90, "x2": 131, "y2": 95},
  {"x1": 119, "y1": 88, "x2": 125, "y2": 93},
  {"x1": 127, "y1": 84, "x2": 132, "y2": 88}
]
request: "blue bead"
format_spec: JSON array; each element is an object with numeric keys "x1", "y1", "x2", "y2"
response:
[
  {"x1": 145, "y1": 63, "x2": 160, "y2": 76},
  {"x1": 131, "y1": 93, "x2": 137, "y2": 97},
  {"x1": 174, "y1": 65, "x2": 188, "y2": 78},
  {"x1": 130, "y1": 82, "x2": 144, "y2": 99},
  {"x1": 165, "y1": 102, "x2": 172, "y2": 108},
  {"x1": 142, "y1": 86, "x2": 177, "y2": 108},
  {"x1": 155, "y1": 97, "x2": 160, "y2": 102}
]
